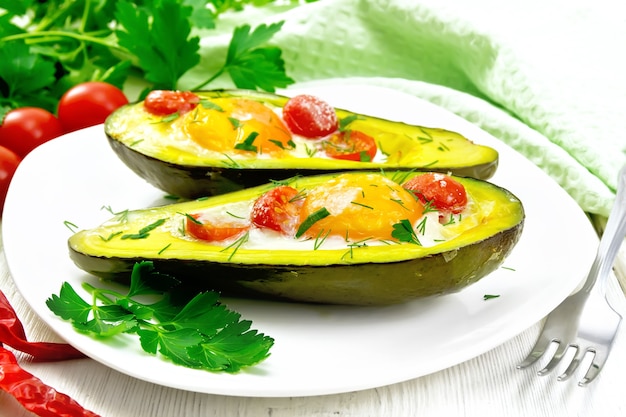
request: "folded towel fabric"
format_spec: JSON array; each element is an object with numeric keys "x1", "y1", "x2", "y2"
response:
[{"x1": 184, "y1": 0, "x2": 626, "y2": 216}]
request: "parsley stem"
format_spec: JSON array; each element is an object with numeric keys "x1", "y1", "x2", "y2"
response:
[
  {"x1": 190, "y1": 68, "x2": 225, "y2": 91},
  {"x1": 1, "y1": 31, "x2": 125, "y2": 53},
  {"x1": 81, "y1": 283, "x2": 118, "y2": 306}
]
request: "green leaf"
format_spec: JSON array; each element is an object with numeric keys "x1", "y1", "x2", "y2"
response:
[
  {"x1": 0, "y1": 40, "x2": 56, "y2": 97},
  {"x1": 46, "y1": 282, "x2": 92, "y2": 322},
  {"x1": 127, "y1": 260, "x2": 180, "y2": 297},
  {"x1": 142, "y1": 327, "x2": 205, "y2": 368},
  {"x1": 47, "y1": 261, "x2": 274, "y2": 373},
  {"x1": 114, "y1": 0, "x2": 201, "y2": 89},
  {"x1": 74, "y1": 305, "x2": 137, "y2": 337},
  {"x1": 185, "y1": 0, "x2": 217, "y2": 29},
  {"x1": 172, "y1": 293, "x2": 239, "y2": 337},
  {"x1": 224, "y1": 22, "x2": 294, "y2": 92},
  {"x1": 234, "y1": 131, "x2": 259, "y2": 152},
  {"x1": 391, "y1": 219, "x2": 421, "y2": 245},
  {"x1": 188, "y1": 320, "x2": 274, "y2": 372}
]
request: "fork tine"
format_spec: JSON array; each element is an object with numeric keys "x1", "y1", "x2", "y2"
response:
[
  {"x1": 517, "y1": 330, "x2": 559, "y2": 369},
  {"x1": 517, "y1": 341, "x2": 551, "y2": 368},
  {"x1": 556, "y1": 345, "x2": 584, "y2": 381},
  {"x1": 577, "y1": 343, "x2": 611, "y2": 386},
  {"x1": 537, "y1": 342, "x2": 571, "y2": 376}
]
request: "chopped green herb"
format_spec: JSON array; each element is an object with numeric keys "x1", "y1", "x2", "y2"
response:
[
  {"x1": 161, "y1": 113, "x2": 180, "y2": 123},
  {"x1": 501, "y1": 266, "x2": 516, "y2": 271},
  {"x1": 99, "y1": 231, "x2": 123, "y2": 242},
  {"x1": 158, "y1": 243, "x2": 172, "y2": 254},
  {"x1": 289, "y1": 189, "x2": 308, "y2": 203},
  {"x1": 304, "y1": 144, "x2": 317, "y2": 157},
  {"x1": 296, "y1": 207, "x2": 331, "y2": 238},
  {"x1": 416, "y1": 217, "x2": 428, "y2": 235},
  {"x1": 221, "y1": 231, "x2": 250, "y2": 261},
  {"x1": 269, "y1": 139, "x2": 296, "y2": 150},
  {"x1": 46, "y1": 261, "x2": 273, "y2": 373},
  {"x1": 437, "y1": 142, "x2": 450, "y2": 151},
  {"x1": 221, "y1": 153, "x2": 241, "y2": 168},
  {"x1": 102, "y1": 205, "x2": 130, "y2": 222},
  {"x1": 121, "y1": 219, "x2": 166, "y2": 240},
  {"x1": 441, "y1": 214, "x2": 457, "y2": 226},
  {"x1": 313, "y1": 229, "x2": 331, "y2": 250},
  {"x1": 391, "y1": 219, "x2": 421, "y2": 245},
  {"x1": 226, "y1": 211, "x2": 247, "y2": 220},
  {"x1": 483, "y1": 294, "x2": 501, "y2": 300},
  {"x1": 350, "y1": 201, "x2": 374, "y2": 210},
  {"x1": 201, "y1": 100, "x2": 224, "y2": 112},
  {"x1": 64, "y1": 220, "x2": 78, "y2": 233},
  {"x1": 339, "y1": 114, "x2": 360, "y2": 131},
  {"x1": 234, "y1": 131, "x2": 259, "y2": 152},
  {"x1": 359, "y1": 151, "x2": 371, "y2": 162},
  {"x1": 228, "y1": 117, "x2": 242, "y2": 129},
  {"x1": 181, "y1": 213, "x2": 203, "y2": 225}
]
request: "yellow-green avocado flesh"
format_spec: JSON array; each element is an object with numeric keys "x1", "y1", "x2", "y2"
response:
[
  {"x1": 104, "y1": 89, "x2": 499, "y2": 199},
  {"x1": 68, "y1": 172, "x2": 523, "y2": 305}
]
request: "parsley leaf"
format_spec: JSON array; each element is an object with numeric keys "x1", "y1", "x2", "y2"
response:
[
  {"x1": 193, "y1": 21, "x2": 294, "y2": 92},
  {"x1": 391, "y1": 219, "x2": 421, "y2": 245},
  {"x1": 114, "y1": 0, "x2": 200, "y2": 89},
  {"x1": 1, "y1": 0, "x2": 297, "y2": 113},
  {"x1": 46, "y1": 261, "x2": 274, "y2": 373},
  {"x1": 0, "y1": 40, "x2": 57, "y2": 112}
]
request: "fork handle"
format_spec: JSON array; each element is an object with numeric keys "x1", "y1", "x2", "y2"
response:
[{"x1": 584, "y1": 164, "x2": 626, "y2": 295}]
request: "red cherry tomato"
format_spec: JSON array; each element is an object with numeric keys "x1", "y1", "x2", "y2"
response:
[
  {"x1": 57, "y1": 81, "x2": 129, "y2": 133},
  {"x1": 282, "y1": 94, "x2": 339, "y2": 138},
  {"x1": 322, "y1": 130, "x2": 377, "y2": 162},
  {"x1": 0, "y1": 107, "x2": 64, "y2": 157},
  {"x1": 402, "y1": 173, "x2": 468, "y2": 213},
  {"x1": 186, "y1": 214, "x2": 249, "y2": 242},
  {"x1": 144, "y1": 90, "x2": 200, "y2": 116},
  {"x1": 0, "y1": 145, "x2": 21, "y2": 214},
  {"x1": 251, "y1": 186, "x2": 303, "y2": 235}
]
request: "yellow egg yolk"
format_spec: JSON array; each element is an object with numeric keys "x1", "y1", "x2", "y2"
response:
[
  {"x1": 299, "y1": 173, "x2": 424, "y2": 241},
  {"x1": 183, "y1": 98, "x2": 292, "y2": 154}
]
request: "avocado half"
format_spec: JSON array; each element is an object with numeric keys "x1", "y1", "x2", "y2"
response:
[
  {"x1": 68, "y1": 172, "x2": 524, "y2": 306},
  {"x1": 104, "y1": 89, "x2": 499, "y2": 199}
]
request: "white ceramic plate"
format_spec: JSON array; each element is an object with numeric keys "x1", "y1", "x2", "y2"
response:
[{"x1": 2, "y1": 85, "x2": 598, "y2": 397}]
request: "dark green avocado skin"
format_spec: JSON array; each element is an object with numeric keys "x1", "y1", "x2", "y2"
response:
[
  {"x1": 108, "y1": 137, "x2": 343, "y2": 197},
  {"x1": 69, "y1": 223, "x2": 522, "y2": 306},
  {"x1": 108, "y1": 137, "x2": 498, "y2": 199}
]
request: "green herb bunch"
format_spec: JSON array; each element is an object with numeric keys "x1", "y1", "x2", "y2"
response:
[
  {"x1": 47, "y1": 261, "x2": 274, "y2": 372},
  {"x1": 0, "y1": 0, "x2": 302, "y2": 117}
]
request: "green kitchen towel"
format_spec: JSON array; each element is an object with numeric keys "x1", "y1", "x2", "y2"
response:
[{"x1": 183, "y1": 0, "x2": 626, "y2": 217}]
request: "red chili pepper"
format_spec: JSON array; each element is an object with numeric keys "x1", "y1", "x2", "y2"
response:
[
  {"x1": 0, "y1": 346, "x2": 101, "y2": 417},
  {"x1": 0, "y1": 291, "x2": 84, "y2": 361},
  {"x1": 1, "y1": 290, "x2": 100, "y2": 416}
]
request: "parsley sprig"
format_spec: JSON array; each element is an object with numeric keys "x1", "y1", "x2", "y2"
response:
[
  {"x1": 0, "y1": 0, "x2": 298, "y2": 117},
  {"x1": 46, "y1": 261, "x2": 274, "y2": 373}
]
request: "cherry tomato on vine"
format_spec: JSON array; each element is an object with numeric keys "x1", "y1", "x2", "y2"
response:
[
  {"x1": 0, "y1": 107, "x2": 64, "y2": 158},
  {"x1": 402, "y1": 173, "x2": 468, "y2": 213},
  {"x1": 251, "y1": 186, "x2": 303, "y2": 235},
  {"x1": 282, "y1": 94, "x2": 339, "y2": 138},
  {"x1": 322, "y1": 130, "x2": 377, "y2": 162},
  {"x1": 57, "y1": 81, "x2": 129, "y2": 133},
  {"x1": 186, "y1": 213, "x2": 249, "y2": 242},
  {"x1": 144, "y1": 90, "x2": 200, "y2": 116},
  {"x1": 0, "y1": 145, "x2": 21, "y2": 213}
]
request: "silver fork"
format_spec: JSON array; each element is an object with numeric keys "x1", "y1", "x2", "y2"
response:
[{"x1": 517, "y1": 164, "x2": 626, "y2": 386}]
